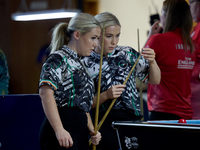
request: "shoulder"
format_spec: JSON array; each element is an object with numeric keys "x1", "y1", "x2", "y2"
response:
[
  {"x1": 115, "y1": 45, "x2": 137, "y2": 53},
  {"x1": 46, "y1": 51, "x2": 63, "y2": 62},
  {"x1": 147, "y1": 32, "x2": 173, "y2": 46},
  {"x1": 82, "y1": 52, "x2": 100, "y2": 65}
]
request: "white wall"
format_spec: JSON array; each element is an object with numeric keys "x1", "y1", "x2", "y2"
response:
[{"x1": 98, "y1": 0, "x2": 163, "y2": 51}]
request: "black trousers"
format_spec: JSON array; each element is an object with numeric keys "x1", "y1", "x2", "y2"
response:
[
  {"x1": 91, "y1": 109, "x2": 141, "y2": 150},
  {"x1": 149, "y1": 111, "x2": 182, "y2": 120},
  {"x1": 39, "y1": 107, "x2": 89, "y2": 150}
]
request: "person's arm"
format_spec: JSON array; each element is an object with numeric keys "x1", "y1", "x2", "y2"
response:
[
  {"x1": 141, "y1": 47, "x2": 161, "y2": 84},
  {"x1": 144, "y1": 21, "x2": 162, "y2": 47},
  {"x1": 86, "y1": 113, "x2": 101, "y2": 145},
  {"x1": 91, "y1": 84, "x2": 126, "y2": 108},
  {"x1": 39, "y1": 85, "x2": 73, "y2": 148}
]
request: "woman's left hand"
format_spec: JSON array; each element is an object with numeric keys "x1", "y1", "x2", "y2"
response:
[
  {"x1": 89, "y1": 129, "x2": 102, "y2": 145},
  {"x1": 141, "y1": 47, "x2": 156, "y2": 64}
]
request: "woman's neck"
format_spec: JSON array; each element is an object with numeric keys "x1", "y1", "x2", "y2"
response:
[{"x1": 95, "y1": 47, "x2": 109, "y2": 59}]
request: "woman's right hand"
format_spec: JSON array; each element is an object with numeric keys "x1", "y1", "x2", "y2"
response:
[
  {"x1": 55, "y1": 128, "x2": 73, "y2": 148},
  {"x1": 105, "y1": 84, "x2": 126, "y2": 100},
  {"x1": 148, "y1": 21, "x2": 162, "y2": 38}
]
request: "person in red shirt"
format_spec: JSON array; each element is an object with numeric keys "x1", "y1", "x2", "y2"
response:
[
  {"x1": 189, "y1": 0, "x2": 200, "y2": 119},
  {"x1": 145, "y1": 0, "x2": 196, "y2": 120}
]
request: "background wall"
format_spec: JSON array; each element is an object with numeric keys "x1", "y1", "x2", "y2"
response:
[{"x1": 99, "y1": 0, "x2": 163, "y2": 50}]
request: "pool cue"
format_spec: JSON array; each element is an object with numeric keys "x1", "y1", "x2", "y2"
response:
[
  {"x1": 137, "y1": 28, "x2": 144, "y2": 121},
  {"x1": 96, "y1": 54, "x2": 141, "y2": 131},
  {"x1": 89, "y1": 36, "x2": 141, "y2": 147},
  {"x1": 92, "y1": 22, "x2": 105, "y2": 150}
]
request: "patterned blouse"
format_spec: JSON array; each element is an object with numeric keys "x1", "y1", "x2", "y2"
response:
[
  {"x1": 82, "y1": 45, "x2": 149, "y2": 116},
  {"x1": 39, "y1": 45, "x2": 94, "y2": 112}
]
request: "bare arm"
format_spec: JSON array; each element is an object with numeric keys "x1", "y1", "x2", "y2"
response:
[
  {"x1": 91, "y1": 84, "x2": 126, "y2": 108},
  {"x1": 86, "y1": 113, "x2": 101, "y2": 145},
  {"x1": 39, "y1": 85, "x2": 73, "y2": 148},
  {"x1": 141, "y1": 48, "x2": 161, "y2": 85},
  {"x1": 144, "y1": 21, "x2": 162, "y2": 47}
]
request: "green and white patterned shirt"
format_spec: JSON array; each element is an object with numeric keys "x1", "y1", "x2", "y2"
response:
[
  {"x1": 82, "y1": 45, "x2": 149, "y2": 117},
  {"x1": 39, "y1": 45, "x2": 94, "y2": 112}
]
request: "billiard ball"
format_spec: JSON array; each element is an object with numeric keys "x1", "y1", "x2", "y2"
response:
[{"x1": 178, "y1": 118, "x2": 187, "y2": 123}]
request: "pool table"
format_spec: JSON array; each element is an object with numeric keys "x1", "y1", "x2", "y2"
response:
[{"x1": 112, "y1": 120, "x2": 200, "y2": 150}]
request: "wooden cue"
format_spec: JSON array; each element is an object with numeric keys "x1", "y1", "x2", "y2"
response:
[
  {"x1": 89, "y1": 42, "x2": 141, "y2": 147},
  {"x1": 92, "y1": 22, "x2": 105, "y2": 150},
  {"x1": 96, "y1": 55, "x2": 141, "y2": 131},
  {"x1": 137, "y1": 28, "x2": 144, "y2": 121}
]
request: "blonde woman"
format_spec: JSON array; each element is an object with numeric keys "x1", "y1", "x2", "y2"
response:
[
  {"x1": 39, "y1": 13, "x2": 101, "y2": 150},
  {"x1": 82, "y1": 12, "x2": 160, "y2": 150}
]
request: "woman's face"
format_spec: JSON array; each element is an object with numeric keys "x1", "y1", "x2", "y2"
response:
[
  {"x1": 160, "y1": 8, "x2": 166, "y2": 29},
  {"x1": 98, "y1": 25, "x2": 121, "y2": 56},
  {"x1": 77, "y1": 27, "x2": 101, "y2": 56},
  {"x1": 189, "y1": 0, "x2": 200, "y2": 23}
]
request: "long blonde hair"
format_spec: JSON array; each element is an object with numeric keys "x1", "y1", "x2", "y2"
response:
[{"x1": 50, "y1": 13, "x2": 100, "y2": 53}]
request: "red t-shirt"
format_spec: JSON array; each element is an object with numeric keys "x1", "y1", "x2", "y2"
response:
[
  {"x1": 190, "y1": 22, "x2": 200, "y2": 119},
  {"x1": 146, "y1": 28, "x2": 196, "y2": 119}
]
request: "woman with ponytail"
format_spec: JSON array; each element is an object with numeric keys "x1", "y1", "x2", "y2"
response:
[{"x1": 38, "y1": 13, "x2": 101, "y2": 150}]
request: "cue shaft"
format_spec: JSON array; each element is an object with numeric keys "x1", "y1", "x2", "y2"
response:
[
  {"x1": 137, "y1": 28, "x2": 144, "y2": 121},
  {"x1": 92, "y1": 22, "x2": 105, "y2": 150},
  {"x1": 97, "y1": 55, "x2": 141, "y2": 131},
  {"x1": 89, "y1": 54, "x2": 141, "y2": 146}
]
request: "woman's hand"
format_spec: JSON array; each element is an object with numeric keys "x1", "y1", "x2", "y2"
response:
[
  {"x1": 148, "y1": 21, "x2": 162, "y2": 38},
  {"x1": 141, "y1": 48, "x2": 161, "y2": 85},
  {"x1": 141, "y1": 47, "x2": 156, "y2": 64},
  {"x1": 55, "y1": 128, "x2": 73, "y2": 148},
  {"x1": 92, "y1": 84, "x2": 126, "y2": 108},
  {"x1": 105, "y1": 84, "x2": 126, "y2": 100},
  {"x1": 89, "y1": 129, "x2": 102, "y2": 145}
]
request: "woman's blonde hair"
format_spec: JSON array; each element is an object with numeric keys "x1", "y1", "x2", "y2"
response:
[
  {"x1": 50, "y1": 13, "x2": 100, "y2": 53},
  {"x1": 94, "y1": 12, "x2": 121, "y2": 30}
]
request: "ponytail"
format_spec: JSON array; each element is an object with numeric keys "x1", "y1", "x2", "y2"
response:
[
  {"x1": 50, "y1": 13, "x2": 100, "y2": 54},
  {"x1": 50, "y1": 23, "x2": 69, "y2": 54}
]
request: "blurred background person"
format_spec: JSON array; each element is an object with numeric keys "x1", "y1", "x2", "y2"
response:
[
  {"x1": 0, "y1": 48, "x2": 9, "y2": 95},
  {"x1": 145, "y1": 0, "x2": 196, "y2": 120},
  {"x1": 189, "y1": 0, "x2": 200, "y2": 119},
  {"x1": 37, "y1": 28, "x2": 52, "y2": 64}
]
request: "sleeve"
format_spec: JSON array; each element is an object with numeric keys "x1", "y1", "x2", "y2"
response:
[
  {"x1": 126, "y1": 46, "x2": 150, "y2": 83},
  {"x1": 39, "y1": 53, "x2": 65, "y2": 91}
]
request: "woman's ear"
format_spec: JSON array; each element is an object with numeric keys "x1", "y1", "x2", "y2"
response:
[{"x1": 73, "y1": 30, "x2": 80, "y2": 40}]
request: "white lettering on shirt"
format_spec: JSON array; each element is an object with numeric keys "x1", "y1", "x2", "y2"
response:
[
  {"x1": 175, "y1": 44, "x2": 190, "y2": 50},
  {"x1": 178, "y1": 57, "x2": 195, "y2": 69}
]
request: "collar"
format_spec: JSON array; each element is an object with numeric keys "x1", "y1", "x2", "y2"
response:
[{"x1": 62, "y1": 45, "x2": 79, "y2": 59}]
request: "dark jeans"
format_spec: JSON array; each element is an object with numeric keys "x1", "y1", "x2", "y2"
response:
[
  {"x1": 149, "y1": 111, "x2": 182, "y2": 120},
  {"x1": 39, "y1": 107, "x2": 89, "y2": 150}
]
